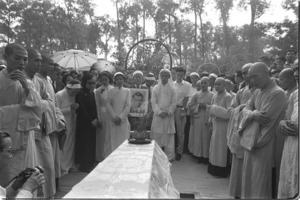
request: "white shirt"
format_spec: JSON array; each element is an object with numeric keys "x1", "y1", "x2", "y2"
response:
[{"x1": 173, "y1": 80, "x2": 191, "y2": 106}]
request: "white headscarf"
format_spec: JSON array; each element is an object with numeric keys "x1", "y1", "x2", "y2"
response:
[{"x1": 156, "y1": 68, "x2": 174, "y2": 94}]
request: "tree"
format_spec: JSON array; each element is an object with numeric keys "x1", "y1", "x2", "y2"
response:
[
  {"x1": 215, "y1": 0, "x2": 233, "y2": 55},
  {"x1": 0, "y1": 0, "x2": 23, "y2": 44},
  {"x1": 239, "y1": 0, "x2": 270, "y2": 61}
]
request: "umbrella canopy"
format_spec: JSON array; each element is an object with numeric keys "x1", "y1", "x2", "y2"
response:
[
  {"x1": 91, "y1": 59, "x2": 116, "y2": 74},
  {"x1": 198, "y1": 63, "x2": 220, "y2": 75},
  {"x1": 52, "y1": 49, "x2": 97, "y2": 70}
]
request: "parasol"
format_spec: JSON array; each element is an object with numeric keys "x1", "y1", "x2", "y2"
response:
[{"x1": 52, "y1": 49, "x2": 97, "y2": 70}]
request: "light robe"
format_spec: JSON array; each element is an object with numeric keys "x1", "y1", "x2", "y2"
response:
[
  {"x1": 240, "y1": 81, "x2": 287, "y2": 199},
  {"x1": 55, "y1": 88, "x2": 77, "y2": 175},
  {"x1": 228, "y1": 85, "x2": 256, "y2": 198},
  {"x1": 151, "y1": 83, "x2": 177, "y2": 160},
  {"x1": 107, "y1": 87, "x2": 131, "y2": 151},
  {"x1": 209, "y1": 91, "x2": 233, "y2": 167},
  {"x1": 278, "y1": 89, "x2": 298, "y2": 198},
  {"x1": 95, "y1": 85, "x2": 114, "y2": 161},
  {"x1": 187, "y1": 90, "x2": 213, "y2": 158},
  {"x1": 36, "y1": 73, "x2": 63, "y2": 179},
  {"x1": 274, "y1": 86, "x2": 297, "y2": 195},
  {"x1": 30, "y1": 75, "x2": 56, "y2": 198},
  {"x1": 0, "y1": 69, "x2": 41, "y2": 186}
]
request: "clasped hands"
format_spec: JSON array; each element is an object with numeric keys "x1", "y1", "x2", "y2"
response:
[
  {"x1": 9, "y1": 69, "x2": 30, "y2": 96},
  {"x1": 252, "y1": 111, "x2": 270, "y2": 125},
  {"x1": 279, "y1": 120, "x2": 298, "y2": 136},
  {"x1": 112, "y1": 116, "x2": 121, "y2": 126},
  {"x1": 92, "y1": 119, "x2": 102, "y2": 128},
  {"x1": 159, "y1": 110, "x2": 169, "y2": 118}
]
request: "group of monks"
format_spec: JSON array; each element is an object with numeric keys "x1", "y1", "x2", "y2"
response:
[{"x1": 0, "y1": 42, "x2": 298, "y2": 199}]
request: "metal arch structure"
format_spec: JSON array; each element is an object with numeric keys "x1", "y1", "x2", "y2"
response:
[{"x1": 125, "y1": 38, "x2": 173, "y2": 71}]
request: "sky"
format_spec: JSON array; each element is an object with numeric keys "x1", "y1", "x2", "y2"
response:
[{"x1": 93, "y1": 0, "x2": 296, "y2": 30}]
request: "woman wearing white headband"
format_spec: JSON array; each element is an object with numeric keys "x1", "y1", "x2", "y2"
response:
[
  {"x1": 150, "y1": 69, "x2": 177, "y2": 161},
  {"x1": 107, "y1": 72, "x2": 131, "y2": 151},
  {"x1": 55, "y1": 79, "x2": 81, "y2": 175},
  {"x1": 94, "y1": 71, "x2": 114, "y2": 161}
]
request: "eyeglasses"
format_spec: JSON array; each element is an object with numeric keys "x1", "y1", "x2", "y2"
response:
[{"x1": 1, "y1": 147, "x2": 13, "y2": 157}]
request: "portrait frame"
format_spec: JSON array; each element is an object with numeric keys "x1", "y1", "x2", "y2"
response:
[{"x1": 129, "y1": 88, "x2": 149, "y2": 117}]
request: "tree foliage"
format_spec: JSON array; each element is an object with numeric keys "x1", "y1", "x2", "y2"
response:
[{"x1": 0, "y1": 0, "x2": 297, "y2": 75}]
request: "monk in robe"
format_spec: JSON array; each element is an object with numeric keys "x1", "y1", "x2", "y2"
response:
[
  {"x1": 240, "y1": 62, "x2": 287, "y2": 199},
  {"x1": 184, "y1": 72, "x2": 199, "y2": 154},
  {"x1": 95, "y1": 71, "x2": 114, "y2": 161},
  {"x1": 36, "y1": 55, "x2": 65, "y2": 190},
  {"x1": 151, "y1": 69, "x2": 177, "y2": 161},
  {"x1": 273, "y1": 68, "x2": 298, "y2": 195},
  {"x1": 278, "y1": 60, "x2": 298, "y2": 199},
  {"x1": 187, "y1": 77, "x2": 213, "y2": 164},
  {"x1": 56, "y1": 79, "x2": 81, "y2": 175},
  {"x1": 0, "y1": 44, "x2": 43, "y2": 187},
  {"x1": 207, "y1": 77, "x2": 233, "y2": 177},
  {"x1": 24, "y1": 49, "x2": 57, "y2": 198},
  {"x1": 107, "y1": 72, "x2": 131, "y2": 151}
]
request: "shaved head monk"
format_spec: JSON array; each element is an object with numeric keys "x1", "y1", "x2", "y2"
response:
[
  {"x1": 279, "y1": 68, "x2": 297, "y2": 98},
  {"x1": 240, "y1": 62, "x2": 287, "y2": 198}
]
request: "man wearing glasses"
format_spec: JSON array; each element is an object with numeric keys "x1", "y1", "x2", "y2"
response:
[{"x1": 0, "y1": 131, "x2": 45, "y2": 198}]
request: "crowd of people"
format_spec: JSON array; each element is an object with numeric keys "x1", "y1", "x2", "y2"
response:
[{"x1": 0, "y1": 43, "x2": 298, "y2": 199}]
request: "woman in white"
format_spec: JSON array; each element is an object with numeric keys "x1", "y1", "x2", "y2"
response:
[
  {"x1": 151, "y1": 68, "x2": 177, "y2": 161},
  {"x1": 55, "y1": 79, "x2": 81, "y2": 176},
  {"x1": 107, "y1": 72, "x2": 131, "y2": 151},
  {"x1": 95, "y1": 71, "x2": 114, "y2": 161}
]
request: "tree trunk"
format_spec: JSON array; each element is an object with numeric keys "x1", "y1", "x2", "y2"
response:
[
  {"x1": 194, "y1": 8, "x2": 197, "y2": 66},
  {"x1": 116, "y1": 0, "x2": 121, "y2": 54},
  {"x1": 248, "y1": 0, "x2": 256, "y2": 62},
  {"x1": 168, "y1": 15, "x2": 171, "y2": 44},
  {"x1": 199, "y1": 9, "x2": 205, "y2": 61}
]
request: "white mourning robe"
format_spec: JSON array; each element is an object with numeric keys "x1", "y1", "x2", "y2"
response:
[
  {"x1": 36, "y1": 73, "x2": 63, "y2": 179},
  {"x1": 30, "y1": 75, "x2": 56, "y2": 198},
  {"x1": 56, "y1": 88, "x2": 77, "y2": 175},
  {"x1": 187, "y1": 90, "x2": 213, "y2": 158},
  {"x1": 95, "y1": 85, "x2": 114, "y2": 161},
  {"x1": 209, "y1": 91, "x2": 233, "y2": 167},
  {"x1": 228, "y1": 85, "x2": 256, "y2": 198},
  {"x1": 107, "y1": 86, "x2": 131, "y2": 151},
  {"x1": 0, "y1": 69, "x2": 42, "y2": 186},
  {"x1": 240, "y1": 81, "x2": 287, "y2": 199},
  {"x1": 151, "y1": 82, "x2": 177, "y2": 160}
]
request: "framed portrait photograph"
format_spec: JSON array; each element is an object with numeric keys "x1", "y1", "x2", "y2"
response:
[{"x1": 129, "y1": 88, "x2": 149, "y2": 117}]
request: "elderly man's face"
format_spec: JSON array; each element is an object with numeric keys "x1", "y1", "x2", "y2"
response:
[
  {"x1": 133, "y1": 74, "x2": 143, "y2": 86},
  {"x1": 248, "y1": 69, "x2": 265, "y2": 89}
]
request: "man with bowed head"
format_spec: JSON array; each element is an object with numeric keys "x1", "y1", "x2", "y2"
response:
[
  {"x1": 239, "y1": 62, "x2": 287, "y2": 199},
  {"x1": 151, "y1": 69, "x2": 177, "y2": 161}
]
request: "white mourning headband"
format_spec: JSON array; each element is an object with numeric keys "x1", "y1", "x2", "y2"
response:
[
  {"x1": 66, "y1": 84, "x2": 81, "y2": 89},
  {"x1": 145, "y1": 77, "x2": 155, "y2": 81}
]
